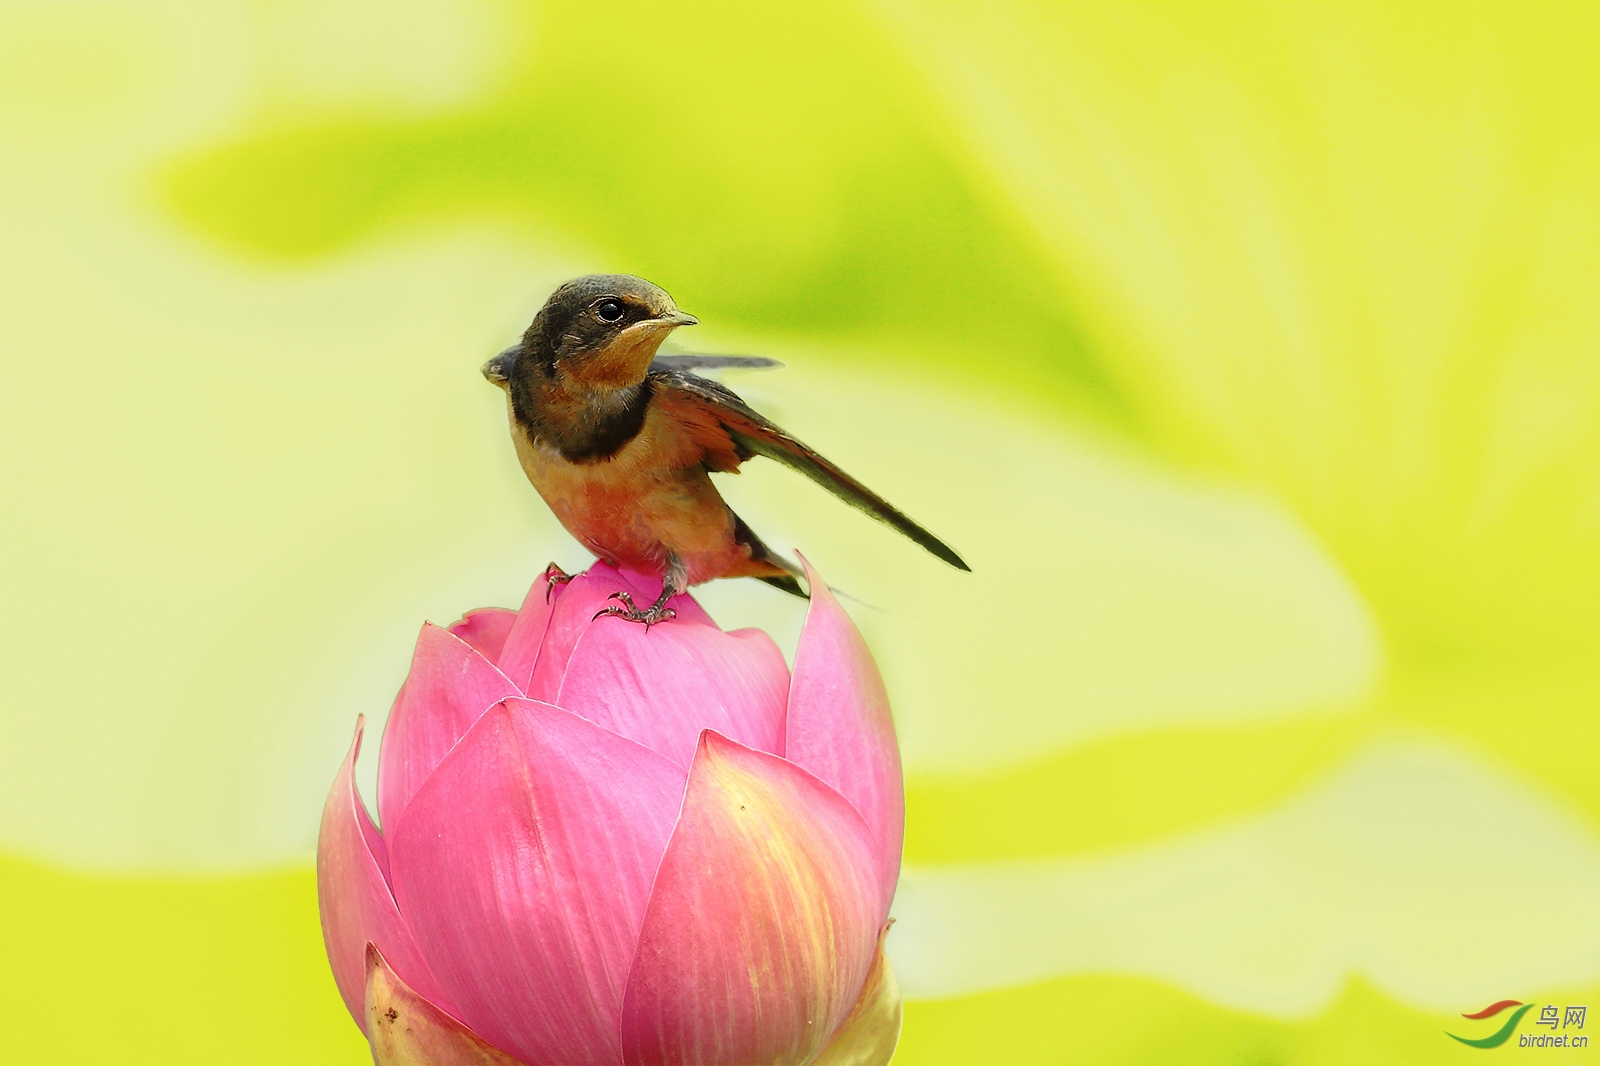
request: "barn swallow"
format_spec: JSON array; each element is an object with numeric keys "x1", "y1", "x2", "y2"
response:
[{"x1": 483, "y1": 274, "x2": 968, "y2": 625}]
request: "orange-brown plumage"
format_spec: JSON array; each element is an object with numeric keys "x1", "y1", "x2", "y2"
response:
[{"x1": 484, "y1": 274, "x2": 967, "y2": 625}]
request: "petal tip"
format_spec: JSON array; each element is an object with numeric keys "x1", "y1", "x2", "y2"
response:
[
  {"x1": 694, "y1": 727, "x2": 737, "y2": 762},
  {"x1": 795, "y1": 550, "x2": 840, "y2": 612},
  {"x1": 338, "y1": 715, "x2": 368, "y2": 779}
]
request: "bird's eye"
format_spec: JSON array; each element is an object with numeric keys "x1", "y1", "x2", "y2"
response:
[{"x1": 596, "y1": 299, "x2": 624, "y2": 323}]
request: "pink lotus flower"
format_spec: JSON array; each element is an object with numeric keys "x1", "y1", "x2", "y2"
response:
[{"x1": 318, "y1": 556, "x2": 903, "y2": 1066}]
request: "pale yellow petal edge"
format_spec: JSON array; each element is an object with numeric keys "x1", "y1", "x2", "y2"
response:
[
  {"x1": 365, "y1": 944, "x2": 526, "y2": 1066},
  {"x1": 814, "y1": 927, "x2": 903, "y2": 1066}
]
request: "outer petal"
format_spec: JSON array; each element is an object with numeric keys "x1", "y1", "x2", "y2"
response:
[
  {"x1": 813, "y1": 926, "x2": 903, "y2": 1066},
  {"x1": 493, "y1": 568, "x2": 565, "y2": 692},
  {"x1": 365, "y1": 945, "x2": 529, "y2": 1066},
  {"x1": 620, "y1": 732, "x2": 882, "y2": 1066},
  {"x1": 376, "y1": 623, "x2": 520, "y2": 833},
  {"x1": 784, "y1": 553, "x2": 904, "y2": 912},
  {"x1": 448, "y1": 607, "x2": 519, "y2": 664},
  {"x1": 317, "y1": 717, "x2": 455, "y2": 1032},
  {"x1": 558, "y1": 615, "x2": 789, "y2": 767},
  {"x1": 389, "y1": 698, "x2": 686, "y2": 1066},
  {"x1": 525, "y1": 563, "x2": 717, "y2": 702}
]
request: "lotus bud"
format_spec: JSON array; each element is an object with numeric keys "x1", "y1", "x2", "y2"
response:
[{"x1": 317, "y1": 556, "x2": 904, "y2": 1065}]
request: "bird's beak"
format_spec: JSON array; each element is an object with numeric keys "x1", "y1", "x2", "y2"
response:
[
  {"x1": 482, "y1": 344, "x2": 519, "y2": 387},
  {"x1": 580, "y1": 311, "x2": 697, "y2": 388}
]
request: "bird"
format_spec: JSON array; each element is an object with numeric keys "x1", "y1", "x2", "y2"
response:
[{"x1": 483, "y1": 274, "x2": 968, "y2": 626}]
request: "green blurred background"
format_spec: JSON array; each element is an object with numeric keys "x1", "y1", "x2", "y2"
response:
[{"x1": 1, "y1": 2, "x2": 1596, "y2": 1063}]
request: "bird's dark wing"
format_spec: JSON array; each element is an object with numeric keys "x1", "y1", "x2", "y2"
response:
[
  {"x1": 649, "y1": 368, "x2": 970, "y2": 571},
  {"x1": 649, "y1": 354, "x2": 784, "y2": 373}
]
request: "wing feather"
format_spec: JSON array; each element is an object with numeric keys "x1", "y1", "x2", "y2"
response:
[
  {"x1": 649, "y1": 354, "x2": 784, "y2": 372},
  {"x1": 649, "y1": 369, "x2": 970, "y2": 570}
]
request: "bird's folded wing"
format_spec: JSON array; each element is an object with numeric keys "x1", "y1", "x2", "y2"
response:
[
  {"x1": 650, "y1": 354, "x2": 784, "y2": 372},
  {"x1": 649, "y1": 369, "x2": 970, "y2": 571}
]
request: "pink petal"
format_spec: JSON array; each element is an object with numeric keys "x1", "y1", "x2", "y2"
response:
[
  {"x1": 620, "y1": 732, "x2": 882, "y2": 1066},
  {"x1": 365, "y1": 944, "x2": 530, "y2": 1066},
  {"x1": 557, "y1": 612, "x2": 788, "y2": 767},
  {"x1": 376, "y1": 623, "x2": 520, "y2": 833},
  {"x1": 317, "y1": 717, "x2": 456, "y2": 1032},
  {"x1": 784, "y1": 553, "x2": 904, "y2": 912},
  {"x1": 388, "y1": 698, "x2": 687, "y2": 1066},
  {"x1": 525, "y1": 563, "x2": 716, "y2": 702},
  {"x1": 813, "y1": 926, "x2": 902, "y2": 1066},
  {"x1": 493, "y1": 569, "x2": 566, "y2": 692},
  {"x1": 448, "y1": 607, "x2": 519, "y2": 664}
]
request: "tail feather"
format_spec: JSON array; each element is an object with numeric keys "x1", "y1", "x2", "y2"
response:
[{"x1": 756, "y1": 572, "x2": 808, "y2": 599}]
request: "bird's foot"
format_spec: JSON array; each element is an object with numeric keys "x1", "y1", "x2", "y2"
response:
[
  {"x1": 592, "y1": 590, "x2": 677, "y2": 630},
  {"x1": 542, "y1": 562, "x2": 574, "y2": 602}
]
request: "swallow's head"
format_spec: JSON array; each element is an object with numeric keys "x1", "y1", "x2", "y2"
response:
[{"x1": 503, "y1": 274, "x2": 697, "y2": 391}]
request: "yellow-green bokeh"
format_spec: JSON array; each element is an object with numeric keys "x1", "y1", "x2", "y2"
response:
[{"x1": 2, "y1": 2, "x2": 1595, "y2": 1064}]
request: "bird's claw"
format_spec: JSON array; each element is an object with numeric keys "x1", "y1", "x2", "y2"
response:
[
  {"x1": 543, "y1": 562, "x2": 574, "y2": 602},
  {"x1": 592, "y1": 591, "x2": 676, "y2": 630}
]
